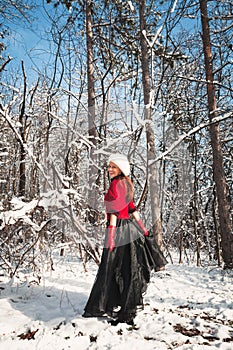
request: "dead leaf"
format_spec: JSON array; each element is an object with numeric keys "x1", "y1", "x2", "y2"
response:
[
  {"x1": 173, "y1": 323, "x2": 201, "y2": 337},
  {"x1": 17, "y1": 329, "x2": 38, "y2": 340},
  {"x1": 90, "y1": 335, "x2": 97, "y2": 342}
]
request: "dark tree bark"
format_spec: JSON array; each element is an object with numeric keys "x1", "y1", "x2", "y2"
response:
[
  {"x1": 18, "y1": 61, "x2": 27, "y2": 197},
  {"x1": 139, "y1": 0, "x2": 163, "y2": 248},
  {"x1": 86, "y1": 0, "x2": 96, "y2": 139},
  {"x1": 199, "y1": 0, "x2": 233, "y2": 269},
  {"x1": 213, "y1": 187, "x2": 222, "y2": 267}
]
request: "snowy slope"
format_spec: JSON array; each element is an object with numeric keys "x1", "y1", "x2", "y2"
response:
[{"x1": 0, "y1": 253, "x2": 232, "y2": 350}]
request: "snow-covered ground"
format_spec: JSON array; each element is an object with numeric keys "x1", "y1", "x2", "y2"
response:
[{"x1": 0, "y1": 253, "x2": 232, "y2": 350}]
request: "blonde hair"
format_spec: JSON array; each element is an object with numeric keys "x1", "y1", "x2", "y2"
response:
[{"x1": 122, "y1": 175, "x2": 134, "y2": 202}]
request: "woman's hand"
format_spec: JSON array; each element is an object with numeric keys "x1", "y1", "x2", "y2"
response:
[{"x1": 137, "y1": 219, "x2": 149, "y2": 236}]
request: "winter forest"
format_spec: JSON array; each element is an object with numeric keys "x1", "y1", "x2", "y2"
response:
[{"x1": 0, "y1": 0, "x2": 233, "y2": 348}]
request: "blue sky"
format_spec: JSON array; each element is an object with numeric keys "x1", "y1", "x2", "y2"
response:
[
  {"x1": 4, "y1": 1, "x2": 198, "y2": 83},
  {"x1": 8, "y1": 27, "x2": 48, "y2": 68},
  {"x1": 5, "y1": 2, "x2": 58, "y2": 78}
]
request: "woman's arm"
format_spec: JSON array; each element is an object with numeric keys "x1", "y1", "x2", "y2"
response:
[
  {"x1": 132, "y1": 210, "x2": 140, "y2": 221},
  {"x1": 107, "y1": 214, "x2": 117, "y2": 252},
  {"x1": 132, "y1": 211, "x2": 148, "y2": 236},
  {"x1": 109, "y1": 213, "x2": 117, "y2": 226}
]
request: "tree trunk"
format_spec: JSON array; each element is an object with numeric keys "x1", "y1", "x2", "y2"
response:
[
  {"x1": 86, "y1": 0, "x2": 99, "y2": 223},
  {"x1": 139, "y1": 0, "x2": 163, "y2": 248},
  {"x1": 199, "y1": 0, "x2": 233, "y2": 269},
  {"x1": 213, "y1": 187, "x2": 222, "y2": 267},
  {"x1": 179, "y1": 227, "x2": 184, "y2": 264},
  {"x1": 193, "y1": 134, "x2": 201, "y2": 266},
  {"x1": 86, "y1": 0, "x2": 96, "y2": 142},
  {"x1": 18, "y1": 61, "x2": 27, "y2": 197}
]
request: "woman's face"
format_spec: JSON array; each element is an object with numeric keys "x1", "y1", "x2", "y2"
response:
[{"x1": 108, "y1": 161, "x2": 122, "y2": 178}]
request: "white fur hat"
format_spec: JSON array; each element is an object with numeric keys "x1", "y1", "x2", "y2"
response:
[{"x1": 108, "y1": 153, "x2": 130, "y2": 176}]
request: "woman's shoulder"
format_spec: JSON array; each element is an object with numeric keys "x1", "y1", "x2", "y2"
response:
[{"x1": 108, "y1": 176, "x2": 127, "y2": 194}]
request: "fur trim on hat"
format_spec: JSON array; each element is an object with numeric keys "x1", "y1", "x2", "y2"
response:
[{"x1": 108, "y1": 153, "x2": 130, "y2": 176}]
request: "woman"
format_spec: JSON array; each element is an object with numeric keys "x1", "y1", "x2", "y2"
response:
[{"x1": 83, "y1": 153, "x2": 167, "y2": 325}]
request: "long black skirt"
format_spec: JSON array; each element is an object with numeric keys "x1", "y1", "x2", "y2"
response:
[{"x1": 83, "y1": 219, "x2": 167, "y2": 321}]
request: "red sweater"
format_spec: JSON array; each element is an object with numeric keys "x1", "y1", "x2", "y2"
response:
[{"x1": 104, "y1": 176, "x2": 137, "y2": 220}]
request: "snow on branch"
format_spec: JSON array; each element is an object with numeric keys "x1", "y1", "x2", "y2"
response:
[
  {"x1": 48, "y1": 111, "x2": 95, "y2": 149},
  {"x1": 151, "y1": 111, "x2": 233, "y2": 165},
  {"x1": 0, "y1": 108, "x2": 52, "y2": 190}
]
